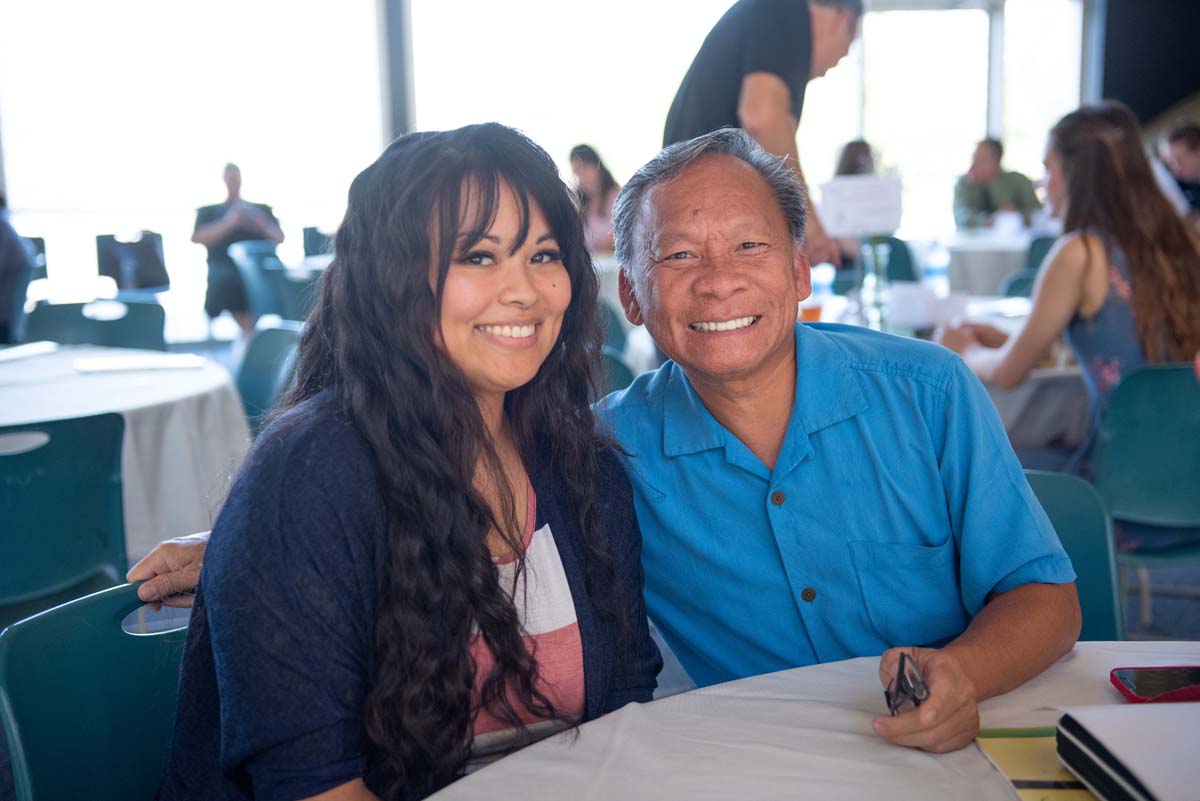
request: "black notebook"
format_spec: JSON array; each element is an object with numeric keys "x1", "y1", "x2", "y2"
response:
[{"x1": 1056, "y1": 704, "x2": 1199, "y2": 801}]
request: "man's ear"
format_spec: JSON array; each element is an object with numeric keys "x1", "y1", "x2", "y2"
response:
[
  {"x1": 618, "y1": 270, "x2": 645, "y2": 326},
  {"x1": 794, "y1": 241, "x2": 813, "y2": 300}
]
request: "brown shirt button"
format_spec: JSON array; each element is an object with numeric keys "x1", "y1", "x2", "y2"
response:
[
  {"x1": 770, "y1": 491, "x2": 786, "y2": 506},
  {"x1": 801, "y1": 587, "x2": 817, "y2": 602}
]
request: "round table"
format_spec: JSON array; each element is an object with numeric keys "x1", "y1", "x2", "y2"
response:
[
  {"x1": 946, "y1": 233, "x2": 1030, "y2": 296},
  {"x1": 0, "y1": 344, "x2": 249, "y2": 562},
  {"x1": 432, "y1": 641, "x2": 1200, "y2": 800}
]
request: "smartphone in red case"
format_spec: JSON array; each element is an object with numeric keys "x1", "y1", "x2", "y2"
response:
[{"x1": 1110, "y1": 666, "x2": 1200, "y2": 703}]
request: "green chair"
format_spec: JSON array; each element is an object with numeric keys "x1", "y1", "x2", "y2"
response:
[
  {"x1": 832, "y1": 268, "x2": 863, "y2": 296},
  {"x1": 228, "y1": 240, "x2": 282, "y2": 319},
  {"x1": 237, "y1": 322, "x2": 302, "y2": 435},
  {"x1": 266, "y1": 267, "x2": 321, "y2": 322},
  {"x1": 0, "y1": 583, "x2": 189, "y2": 801},
  {"x1": 600, "y1": 300, "x2": 627, "y2": 354},
  {"x1": 1001, "y1": 269, "x2": 1037, "y2": 298},
  {"x1": 861, "y1": 236, "x2": 919, "y2": 283},
  {"x1": 23, "y1": 300, "x2": 166, "y2": 351},
  {"x1": 601, "y1": 346, "x2": 635, "y2": 395},
  {"x1": 1090, "y1": 364, "x2": 1200, "y2": 626},
  {"x1": 1025, "y1": 235, "x2": 1057, "y2": 273},
  {"x1": 303, "y1": 226, "x2": 334, "y2": 257},
  {"x1": 1025, "y1": 470, "x2": 1124, "y2": 641},
  {"x1": 0, "y1": 414, "x2": 126, "y2": 629}
]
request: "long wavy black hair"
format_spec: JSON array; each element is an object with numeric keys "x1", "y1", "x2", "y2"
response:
[{"x1": 277, "y1": 123, "x2": 610, "y2": 799}]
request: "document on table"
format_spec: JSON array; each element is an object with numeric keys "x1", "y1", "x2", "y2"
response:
[
  {"x1": 0, "y1": 341, "x2": 58, "y2": 362},
  {"x1": 73, "y1": 354, "x2": 207, "y2": 372},
  {"x1": 977, "y1": 727, "x2": 1096, "y2": 801}
]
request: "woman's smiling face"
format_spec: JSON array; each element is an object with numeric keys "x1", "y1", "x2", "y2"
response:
[{"x1": 435, "y1": 180, "x2": 572, "y2": 403}]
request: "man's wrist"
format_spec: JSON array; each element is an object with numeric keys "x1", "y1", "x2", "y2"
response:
[{"x1": 936, "y1": 644, "x2": 983, "y2": 701}]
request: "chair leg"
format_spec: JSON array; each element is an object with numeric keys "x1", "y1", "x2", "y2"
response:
[{"x1": 1137, "y1": 566, "x2": 1153, "y2": 628}]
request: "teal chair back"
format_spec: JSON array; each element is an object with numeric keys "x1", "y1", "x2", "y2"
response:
[
  {"x1": 1002, "y1": 269, "x2": 1037, "y2": 298},
  {"x1": 1091, "y1": 365, "x2": 1200, "y2": 528},
  {"x1": 237, "y1": 323, "x2": 302, "y2": 435},
  {"x1": 1025, "y1": 235, "x2": 1057, "y2": 273},
  {"x1": 23, "y1": 300, "x2": 165, "y2": 351},
  {"x1": 861, "y1": 237, "x2": 918, "y2": 283},
  {"x1": 1025, "y1": 470, "x2": 1124, "y2": 641},
  {"x1": 0, "y1": 583, "x2": 189, "y2": 801},
  {"x1": 228, "y1": 240, "x2": 282, "y2": 319},
  {"x1": 600, "y1": 300, "x2": 627, "y2": 354},
  {"x1": 832, "y1": 268, "x2": 863, "y2": 295},
  {"x1": 266, "y1": 267, "x2": 321, "y2": 322},
  {"x1": 303, "y1": 226, "x2": 334, "y2": 257},
  {"x1": 601, "y1": 346, "x2": 635, "y2": 395},
  {"x1": 0, "y1": 414, "x2": 126, "y2": 629}
]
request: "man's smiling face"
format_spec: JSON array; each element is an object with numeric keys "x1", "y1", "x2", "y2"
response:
[{"x1": 621, "y1": 154, "x2": 810, "y2": 387}]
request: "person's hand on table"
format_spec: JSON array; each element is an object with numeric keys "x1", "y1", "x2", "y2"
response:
[
  {"x1": 934, "y1": 324, "x2": 981, "y2": 355},
  {"x1": 873, "y1": 646, "x2": 980, "y2": 754},
  {"x1": 126, "y1": 531, "x2": 210, "y2": 609},
  {"x1": 959, "y1": 322, "x2": 1009, "y2": 349}
]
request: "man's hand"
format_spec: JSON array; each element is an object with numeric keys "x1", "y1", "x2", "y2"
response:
[
  {"x1": 804, "y1": 218, "x2": 841, "y2": 267},
  {"x1": 872, "y1": 647, "x2": 980, "y2": 753},
  {"x1": 126, "y1": 532, "x2": 210, "y2": 608}
]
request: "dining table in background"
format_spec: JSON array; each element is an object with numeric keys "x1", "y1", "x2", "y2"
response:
[
  {"x1": 432, "y1": 640, "x2": 1200, "y2": 801},
  {"x1": 946, "y1": 231, "x2": 1032, "y2": 295},
  {"x1": 0, "y1": 343, "x2": 250, "y2": 563}
]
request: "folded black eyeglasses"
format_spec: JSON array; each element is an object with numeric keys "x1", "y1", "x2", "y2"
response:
[{"x1": 884, "y1": 651, "x2": 930, "y2": 716}]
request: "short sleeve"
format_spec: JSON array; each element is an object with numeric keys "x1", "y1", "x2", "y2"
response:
[
  {"x1": 737, "y1": 0, "x2": 812, "y2": 114},
  {"x1": 194, "y1": 205, "x2": 219, "y2": 232},
  {"x1": 934, "y1": 357, "x2": 1077, "y2": 615},
  {"x1": 202, "y1": 418, "x2": 382, "y2": 801},
  {"x1": 258, "y1": 203, "x2": 280, "y2": 226}
]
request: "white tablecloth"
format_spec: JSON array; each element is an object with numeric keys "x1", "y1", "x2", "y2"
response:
[
  {"x1": 433, "y1": 641, "x2": 1200, "y2": 800},
  {"x1": 0, "y1": 345, "x2": 249, "y2": 562},
  {"x1": 947, "y1": 235, "x2": 1029, "y2": 295}
]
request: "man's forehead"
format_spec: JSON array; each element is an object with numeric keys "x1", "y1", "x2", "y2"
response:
[{"x1": 643, "y1": 156, "x2": 780, "y2": 232}]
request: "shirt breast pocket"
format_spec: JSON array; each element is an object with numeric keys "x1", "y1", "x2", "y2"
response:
[{"x1": 848, "y1": 539, "x2": 970, "y2": 648}]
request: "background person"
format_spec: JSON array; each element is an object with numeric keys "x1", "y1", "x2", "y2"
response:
[
  {"x1": 159, "y1": 125, "x2": 659, "y2": 801},
  {"x1": 938, "y1": 102, "x2": 1200, "y2": 476},
  {"x1": 0, "y1": 191, "x2": 33, "y2": 344},
  {"x1": 831, "y1": 138, "x2": 876, "y2": 268},
  {"x1": 191, "y1": 162, "x2": 285, "y2": 335},
  {"x1": 1161, "y1": 122, "x2": 1200, "y2": 225},
  {"x1": 663, "y1": 0, "x2": 862, "y2": 267},
  {"x1": 569, "y1": 144, "x2": 620, "y2": 254},
  {"x1": 953, "y1": 138, "x2": 1041, "y2": 229}
]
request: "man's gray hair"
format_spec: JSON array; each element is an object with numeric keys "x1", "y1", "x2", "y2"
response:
[{"x1": 613, "y1": 127, "x2": 808, "y2": 276}]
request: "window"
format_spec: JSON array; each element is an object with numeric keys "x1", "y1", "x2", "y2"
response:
[
  {"x1": 409, "y1": 0, "x2": 737, "y2": 184},
  {"x1": 0, "y1": 1, "x2": 383, "y2": 335}
]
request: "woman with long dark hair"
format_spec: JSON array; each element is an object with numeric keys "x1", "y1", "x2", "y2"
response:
[
  {"x1": 159, "y1": 123, "x2": 660, "y2": 801},
  {"x1": 568, "y1": 144, "x2": 620, "y2": 254},
  {"x1": 938, "y1": 101, "x2": 1200, "y2": 471}
]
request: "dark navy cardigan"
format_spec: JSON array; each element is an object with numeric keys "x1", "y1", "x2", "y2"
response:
[{"x1": 158, "y1": 391, "x2": 661, "y2": 800}]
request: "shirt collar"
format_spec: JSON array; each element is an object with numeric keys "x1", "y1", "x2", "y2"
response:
[{"x1": 661, "y1": 324, "x2": 869, "y2": 464}]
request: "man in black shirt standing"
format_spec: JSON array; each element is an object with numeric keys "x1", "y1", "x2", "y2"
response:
[
  {"x1": 664, "y1": 0, "x2": 860, "y2": 266},
  {"x1": 192, "y1": 163, "x2": 284, "y2": 336}
]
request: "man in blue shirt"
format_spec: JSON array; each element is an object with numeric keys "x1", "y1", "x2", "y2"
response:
[{"x1": 600, "y1": 128, "x2": 1079, "y2": 753}]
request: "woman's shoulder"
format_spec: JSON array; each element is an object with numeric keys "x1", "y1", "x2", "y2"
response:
[
  {"x1": 1055, "y1": 230, "x2": 1111, "y2": 263},
  {"x1": 228, "y1": 390, "x2": 381, "y2": 520}
]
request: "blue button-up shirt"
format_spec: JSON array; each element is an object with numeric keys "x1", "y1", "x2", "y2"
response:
[{"x1": 597, "y1": 323, "x2": 1076, "y2": 687}]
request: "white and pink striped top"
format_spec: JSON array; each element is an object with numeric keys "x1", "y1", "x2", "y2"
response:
[{"x1": 469, "y1": 482, "x2": 584, "y2": 737}]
